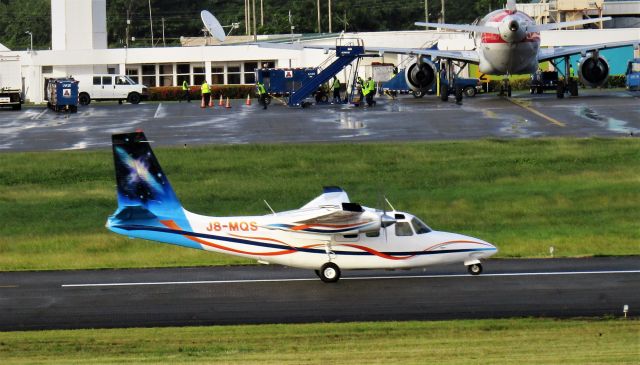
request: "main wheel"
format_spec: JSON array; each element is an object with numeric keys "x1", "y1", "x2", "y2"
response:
[
  {"x1": 319, "y1": 262, "x2": 341, "y2": 283},
  {"x1": 440, "y1": 83, "x2": 449, "y2": 102},
  {"x1": 78, "y1": 93, "x2": 91, "y2": 106},
  {"x1": 467, "y1": 263, "x2": 483, "y2": 275},
  {"x1": 128, "y1": 92, "x2": 141, "y2": 104},
  {"x1": 412, "y1": 89, "x2": 425, "y2": 98},
  {"x1": 464, "y1": 86, "x2": 476, "y2": 97}
]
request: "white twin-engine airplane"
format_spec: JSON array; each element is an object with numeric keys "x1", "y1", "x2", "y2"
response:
[{"x1": 107, "y1": 131, "x2": 497, "y2": 282}]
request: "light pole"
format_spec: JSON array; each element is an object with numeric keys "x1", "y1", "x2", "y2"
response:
[
  {"x1": 25, "y1": 31, "x2": 33, "y2": 52},
  {"x1": 148, "y1": 0, "x2": 154, "y2": 47}
]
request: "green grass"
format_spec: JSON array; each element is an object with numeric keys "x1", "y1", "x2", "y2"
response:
[
  {"x1": 0, "y1": 138, "x2": 638, "y2": 271},
  {"x1": 0, "y1": 318, "x2": 637, "y2": 364}
]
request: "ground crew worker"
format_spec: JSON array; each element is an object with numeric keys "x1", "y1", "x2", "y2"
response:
[
  {"x1": 181, "y1": 80, "x2": 190, "y2": 103},
  {"x1": 201, "y1": 80, "x2": 211, "y2": 108},
  {"x1": 365, "y1": 77, "x2": 376, "y2": 107},
  {"x1": 569, "y1": 65, "x2": 575, "y2": 78},
  {"x1": 331, "y1": 76, "x2": 341, "y2": 104},
  {"x1": 356, "y1": 76, "x2": 365, "y2": 104},
  {"x1": 256, "y1": 81, "x2": 267, "y2": 110}
]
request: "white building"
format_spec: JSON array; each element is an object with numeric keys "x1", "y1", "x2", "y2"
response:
[{"x1": 1, "y1": 0, "x2": 639, "y2": 103}]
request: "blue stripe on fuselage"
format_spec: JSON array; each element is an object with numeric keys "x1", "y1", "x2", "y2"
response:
[{"x1": 113, "y1": 224, "x2": 497, "y2": 257}]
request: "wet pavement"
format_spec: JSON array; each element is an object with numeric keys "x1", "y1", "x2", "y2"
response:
[{"x1": 0, "y1": 89, "x2": 638, "y2": 151}]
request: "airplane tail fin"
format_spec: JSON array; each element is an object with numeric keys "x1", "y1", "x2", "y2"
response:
[{"x1": 110, "y1": 131, "x2": 184, "y2": 221}]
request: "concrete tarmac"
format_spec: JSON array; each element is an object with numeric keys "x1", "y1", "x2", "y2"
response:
[
  {"x1": 0, "y1": 89, "x2": 638, "y2": 151},
  {"x1": 0, "y1": 257, "x2": 638, "y2": 331}
]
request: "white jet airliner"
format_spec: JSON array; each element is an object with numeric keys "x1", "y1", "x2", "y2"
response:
[
  {"x1": 293, "y1": 0, "x2": 638, "y2": 98},
  {"x1": 107, "y1": 131, "x2": 497, "y2": 282}
]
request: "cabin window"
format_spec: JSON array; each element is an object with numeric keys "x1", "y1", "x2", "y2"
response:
[
  {"x1": 365, "y1": 230, "x2": 380, "y2": 237},
  {"x1": 411, "y1": 217, "x2": 432, "y2": 234},
  {"x1": 395, "y1": 222, "x2": 413, "y2": 236}
]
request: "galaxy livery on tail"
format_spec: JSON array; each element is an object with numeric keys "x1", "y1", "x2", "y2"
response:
[{"x1": 107, "y1": 132, "x2": 199, "y2": 249}]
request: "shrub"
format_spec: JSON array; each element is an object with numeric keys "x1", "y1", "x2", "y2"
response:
[{"x1": 148, "y1": 85, "x2": 256, "y2": 101}]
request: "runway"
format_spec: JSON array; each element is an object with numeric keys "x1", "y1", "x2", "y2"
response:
[{"x1": 1, "y1": 257, "x2": 638, "y2": 331}]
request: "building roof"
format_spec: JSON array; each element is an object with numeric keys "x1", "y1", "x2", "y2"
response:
[{"x1": 0, "y1": 43, "x2": 10, "y2": 51}]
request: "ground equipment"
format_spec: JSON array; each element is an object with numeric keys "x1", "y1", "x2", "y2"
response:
[
  {"x1": 0, "y1": 55, "x2": 24, "y2": 110},
  {"x1": 46, "y1": 78, "x2": 79, "y2": 112},
  {"x1": 626, "y1": 58, "x2": 640, "y2": 91}
]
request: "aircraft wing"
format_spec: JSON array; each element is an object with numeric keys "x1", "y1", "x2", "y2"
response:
[
  {"x1": 264, "y1": 186, "x2": 385, "y2": 235},
  {"x1": 537, "y1": 40, "x2": 640, "y2": 63},
  {"x1": 527, "y1": 17, "x2": 611, "y2": 32}
]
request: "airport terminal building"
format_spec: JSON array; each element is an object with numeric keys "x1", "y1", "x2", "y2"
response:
[{"x1": 1, "y1": 0, "x2": 639, "y2": 103}]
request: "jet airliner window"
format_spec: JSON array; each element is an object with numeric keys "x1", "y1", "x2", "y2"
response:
[
  {"x1": 411, "y1": 217, "x2": 432, "y2": 234},
  {"x1": 395, "y1": 222, "x2": 413, "y2": 236}
]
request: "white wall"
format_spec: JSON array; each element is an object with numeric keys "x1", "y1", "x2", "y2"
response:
[{"x1": 51, "y1": 0, "x2": 107, "y2": 51}]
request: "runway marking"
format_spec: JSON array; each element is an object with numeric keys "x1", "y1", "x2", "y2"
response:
[
  {"x1": 31, "y1": 109, "x2": 48, "y2": 121},
  {"x1": 506, "y1": 97, "x2": 566, "y2": 127},
  {"x1": 153, "y1": 103, "x2": 164, "y2": 119},
  {"x1": 61, "y1": 270, "x2": 640, "y2": 288},
  {"x1": 0, "y1": 285, "x2": 18, "y2": 288}
]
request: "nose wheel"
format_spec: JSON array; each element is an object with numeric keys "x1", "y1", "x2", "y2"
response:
[
  {"x1": 467, "y1": 263, "x2": 483, "y2": 275},
  {"x1": 318, "y1": 262, "x2": 341, "y2": 283}
]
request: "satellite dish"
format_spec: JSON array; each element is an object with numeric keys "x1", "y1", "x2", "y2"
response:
[{"x1": 201, "y1": 10, "x2": 225, "y2": 42}]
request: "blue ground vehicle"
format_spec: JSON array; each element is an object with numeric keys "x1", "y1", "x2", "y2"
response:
[
  {"x1": 626, "y1": 58, "x2": 640, "y2": 91},
  {"x1": 46, "y1": 78, "x2": 79, "y2": 112},
  {"x1": 382, "y1": 68, "x2": 480, "y2": 99}
]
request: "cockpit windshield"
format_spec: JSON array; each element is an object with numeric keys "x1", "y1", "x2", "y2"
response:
[{"x1": 411, "y1": 217, "x2": 432, "y2": 234}]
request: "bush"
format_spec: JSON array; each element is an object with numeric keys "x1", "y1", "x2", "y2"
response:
[{"x1": 148, "y1": 85, "x2": 256, "y2": 101}]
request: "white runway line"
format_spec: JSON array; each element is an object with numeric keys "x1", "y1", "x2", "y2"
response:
[
  {"x1": 153, "y1": 103, "x2": 164, "y2": 119},
  {"x1": 61, "y1": 270, "x2": 640, "y2": 288},
  {"x1": 31, "y1": 109, "x2": 47, "y2": 120}
]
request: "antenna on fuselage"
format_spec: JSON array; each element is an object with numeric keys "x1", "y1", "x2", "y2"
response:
[
  {"x1": 263, "y1": 200, "x2": 276, "y2": 215},
  {"x1": 384, "y1": 197, "x2": 396, "y2": 212}
]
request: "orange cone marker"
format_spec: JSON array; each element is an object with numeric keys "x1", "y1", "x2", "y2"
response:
[
  {"x1": 225, "y1": 97, "x2": 232, "y2": 109},
  {"x1": 208, "y1": 95, "x2": 214, "y2": 108},
  {"x1": 218, "y1": 95, "x2": 224, "y2": 106},
  {"x1": 200, "y1": 95, "x2": 205, "y2": 108},
  {"x1": 245, "y1": 94, "x2": 251, "y2": 106}
]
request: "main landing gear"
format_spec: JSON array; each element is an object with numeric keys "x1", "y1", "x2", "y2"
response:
[
  {"x1": 316, "y1": 262, "x2": 341, "y2": 283},
  {"x1": 467, "y1": 263, "x2": 483, "y2": 275},
  {"x1": 499, "y1": 78, "x2": 512, "y2": 98}
]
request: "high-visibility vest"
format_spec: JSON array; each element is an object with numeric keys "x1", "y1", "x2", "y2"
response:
[
  {"x1": 367, "y1": 79, "x2": 376, "y2": 92},
  {"x1": 182, "y1": 80, "x2": 188, "y2": 90},
  {"x1": 257, "y1": 83, "x2": 266, "y2": 95},
  {"x1": 332, "y1": 78, "x2": 340, "y2": 90},
  {"x1": 362, "y1": 82, "x2": 371, "y2": 96},
  {"x1": 201, "y1": 82, "x2": 210, "y2": 94}
]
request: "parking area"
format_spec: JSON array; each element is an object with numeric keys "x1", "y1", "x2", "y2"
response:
[{"x1": 0, "y1": 89, "x2": 638, "y2": 152}]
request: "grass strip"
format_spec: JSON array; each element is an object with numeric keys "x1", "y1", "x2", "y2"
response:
[
  {"x1": 0, "y1": 318, "x2": 637, "y2": 364},
  {"x1": 0, "y1": 138, "x2": 638, "y2": 271}
]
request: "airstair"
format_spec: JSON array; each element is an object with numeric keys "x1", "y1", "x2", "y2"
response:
[{"x1": 287, "y1": 38, "x2": 365, "y2": 107}]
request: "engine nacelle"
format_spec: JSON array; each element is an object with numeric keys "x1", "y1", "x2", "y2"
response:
[
  {"x1": 578, "y1": 54, "x2": 610, "y2": 88},
  {"x1": 405, "y1": 58, "x2": 437, "y2": 93}
]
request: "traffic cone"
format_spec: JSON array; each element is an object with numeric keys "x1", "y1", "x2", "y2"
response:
[
  {"x1": 218, "y1": 95, "x2": 224, "y2": 106},
  {"x1": 200, "y1": 95, "x2": 205, "y2": 108},
  {"x1": 245, "y1": 94, "x2": 251, "y2": 106},
  {"x1": 208, "y1": 94, "x2": 214, "y2": 108},
  {"x1": 225, "y1": 97, "x2": 231, "y2": 109}
]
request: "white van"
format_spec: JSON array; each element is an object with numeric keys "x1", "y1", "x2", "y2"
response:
[{"x1": 77, "y1": 75, "x2": 147, "y2": 105}]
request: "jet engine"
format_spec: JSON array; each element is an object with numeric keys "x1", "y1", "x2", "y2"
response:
[
  {"x1": 405, "y1": 58, "x2": 437, "y2": 93},
  {"x1": 578, "y1": 53, "x2": 610, "y2": 87}
]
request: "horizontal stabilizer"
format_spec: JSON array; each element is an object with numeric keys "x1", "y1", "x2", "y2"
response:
[
  {"x1": 114, "y1": 205, "x2": 157, "y2": 221},
  {"x1": 415, "y1": 22, "x2": 500, "y2": 35},
  {"x1": 528, "y1": 17, "x2": 611, "y2": 32}
]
